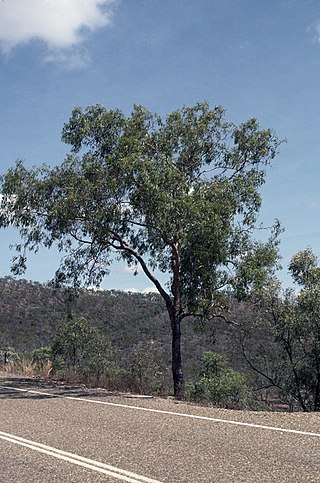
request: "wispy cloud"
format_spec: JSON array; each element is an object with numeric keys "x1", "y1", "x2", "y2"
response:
[
  {"x1": 310, "y1": 201, "x2": 320, "y2": 210},
  {"x1": 308, "y1": 19, "x2": 320, "y2": 44},
  {"x1": 44, "y1": 47, "x2": 92, "y2": 69},
  {"x1": 0, "y1": 0, "x2": 117, "y2": 67},
  {"x1": 123, "y1": 286, "x2": 158, "y2": 294},
  {"x1": 314, "y1": 22, "x2": 320, "y2": 43},
  {"x1": 142, "y1": 286, "x2": 158, "y2": 294}
]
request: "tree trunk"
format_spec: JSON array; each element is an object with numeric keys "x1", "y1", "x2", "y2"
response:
[
  {"x1": 171, "y1": 314, "x2": 184, "y2": 399},
  {"x1": 132, "y1": 240, "x2": 185, "y2": 399},
  {"x1": 314, "y1": 363, "x2": 320, "y2": 411}
]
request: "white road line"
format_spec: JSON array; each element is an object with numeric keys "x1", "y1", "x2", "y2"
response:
[
  {"x1": 1, "y1": 385, "x2": 320, "y2": 439},
  {"x1": 0, "y1": 431, "x2": 162, "y2": 483}
]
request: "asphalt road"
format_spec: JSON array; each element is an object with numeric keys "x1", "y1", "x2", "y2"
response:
[{"x1": 0, "y1": 375, "x2": 319, "y2": 482}]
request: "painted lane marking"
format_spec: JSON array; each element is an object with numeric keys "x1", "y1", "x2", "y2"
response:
[
  {"x1": 0, "y1": 431, "x2": 161, "y2": 483},
  {"x1": 1, "y1": 385, "x2": 320, "y2": 439}
]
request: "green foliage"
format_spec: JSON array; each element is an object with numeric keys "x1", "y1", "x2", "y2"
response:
[
  {"x1": 31, "y1": 346, "x2": 52, "y2": 372},
  {"x1": 288, "y1": 248, "x2": 320, "y2": 287},
  {"x1": 242, "y1": 249, "x2": 320, "y2": 411},
  {"x1": 0, "y1": 102, "x2": 281, "y2": 305},
  {"x1": 51, "y1": 317, "x2": 115, "y2": 382},
  {"x1": 0, "y1": 346, "x2": 20, "y2": 365},
  {"x1": 285, "y1": 250, "x2": 320, "y2": 411},
  {"x1": 0, "y1": 102, "x2": 282, "y2": 398},
  {"x1": 186, "y1": 351, "x2": 251, "y2": 408},
  {"x1": 127, "y1": 348, "x2": 165, "y2": 394}
]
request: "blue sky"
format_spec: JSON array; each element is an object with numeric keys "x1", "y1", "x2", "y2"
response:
[{"x1": 0, "y1": 0, "x2": 320, "y2": 292}]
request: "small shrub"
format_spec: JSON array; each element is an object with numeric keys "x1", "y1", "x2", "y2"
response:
[
  {"x1": 185, "y1": 351, "x2": 252, "y2": 409},
  {"x1": 0, "y1": 346, "x2": 20, "y2": 365},
  {"x1": 127, "y1": 348, "x2": 165, "y2": 394},
  {"x1": 51, "y1": 317, "x2": 116, "y2": 384},
  {"x1": 31, "y1": 347, "x2": 52, "y2": 373},
  {"x1": 18, "y1": 358, "x2": 36, "y2": 376}
]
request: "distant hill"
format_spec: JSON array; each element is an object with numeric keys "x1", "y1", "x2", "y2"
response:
[{"x1": 0, "y1": 276, "x2": 247, "y2": 381}]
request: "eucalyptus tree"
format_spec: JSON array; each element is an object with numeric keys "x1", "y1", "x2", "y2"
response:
[
  {"x1": 282, "y1": 249, "x2": 320, "y2": 411},
  {"x1": 242, "y1": 249, "x2": 320, "y2": 411},
  {"x1": 0, "y1": 102, "x2": 281, "y2": 398}
]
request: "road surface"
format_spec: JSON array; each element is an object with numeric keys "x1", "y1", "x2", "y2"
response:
[{"x1": 0, "y1": 375, "x2": 319, "y2": 482}]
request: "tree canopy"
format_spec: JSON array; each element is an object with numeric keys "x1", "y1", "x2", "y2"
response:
[
  {"x1": 0, "y1": 102, "x2": 282, "y2": 397},
  {"x1": 241, "y1": 248, "x2": 320, "y2": 411}
]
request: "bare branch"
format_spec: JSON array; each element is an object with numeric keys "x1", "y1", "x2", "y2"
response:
[
  {"x1": 108, "y1": 229, "x2": 172, "y2": 308},
  {"x1": 210, "y1": 313, "x2": 242, "y2": 326}
]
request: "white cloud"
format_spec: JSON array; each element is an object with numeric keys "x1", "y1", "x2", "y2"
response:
[
  {"x1": 87, "y1": 285, "x2": 106, "y2": 291},
  {"x1": 44, "y1": 47, "x2": 92, "y2": 69},
  {"x1": 123, "y1": 263, "x2": 142, "y2": 275},
  {"x1": 142, "y1": 286, "x2": 158, "y2": 294},
  {"x1": 0, "y1": 0, "x2": 116, "y2": 66},
  {"x1": 123, "y1": 287, "x2": 139, "y2": 293},
  {"x1": 123, "y1": 286, "x2": 159, "y2": 294},
  {"x1": 310, "y1": 201, "x2": 320, "y2": 210},
  {"x1": 309, "y1": 20, "x2": 320, "y2": 44}
]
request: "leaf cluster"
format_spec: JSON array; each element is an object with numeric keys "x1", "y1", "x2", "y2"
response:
[{"x1": 0, "y1": 102, "x2": 282, "y2": 318}]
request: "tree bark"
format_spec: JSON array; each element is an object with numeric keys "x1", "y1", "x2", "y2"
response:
[
  {"x1": 171, "y1": 313, "x2": 184, "y2": 399},
  {"x1": 114, "y1": 237, "x2": 185, "y2": 398},
  {"x1": 169, "y1": 242, "x2": 184, "y2": 399}
]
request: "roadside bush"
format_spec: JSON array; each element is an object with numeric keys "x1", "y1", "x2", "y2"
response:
[
  {"x1": 51, "y1": 317, "x2": 117, "y2": 384},
  {"x1": 0, "y1": 346, "x2": 20, "y2": 365},
  {"x1": 185, "y1": 351, "x2": 252, "y2": 408},
  {"x1": 31, "y1": 347, "x2": 52, "y2": 370},
  {"x1": 31, "y1": 346, "x2": 52, "y2": 376},
  {"x1": 126, "y1": 348, "x2": 165, "y2": 394}
]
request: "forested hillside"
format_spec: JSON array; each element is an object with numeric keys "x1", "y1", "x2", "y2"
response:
[
  {"x1": 2, "y1": 275, "x2": 320, "y2": 412},
  {"x1": 0, "y1": 276, "x2": 242, "y2": 382}
]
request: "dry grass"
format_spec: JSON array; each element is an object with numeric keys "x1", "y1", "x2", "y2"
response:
[
  {"x1": 0, "y1": 358, "x2": 53, "y2": 378},
  {"x1": 36, "y1": 361, "x2": 53, "y2": 378},
  {"x1": 0, "y1": 361, "x2": 18, "y2": 374}
]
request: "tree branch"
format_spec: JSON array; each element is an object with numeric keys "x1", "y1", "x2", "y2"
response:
[
  {"x1": 108, "y1": 230, "x2": 172, "y2": 308},
  {"x1": 240, "y1": 333, "x2": 282, "y2": 390}
]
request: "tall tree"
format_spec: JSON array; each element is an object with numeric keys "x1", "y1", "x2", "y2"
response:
[
  {"x1": 241, "y1": 248, "x2": 320, "y2": 411},
  {"x1": 0, "y1": 102, "x2": 281, "y2": 398}
]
